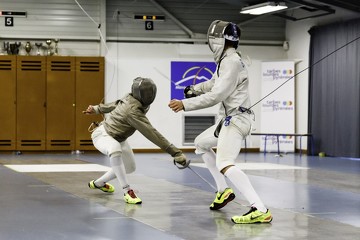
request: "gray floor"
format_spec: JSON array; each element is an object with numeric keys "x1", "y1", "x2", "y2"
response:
[{"x1": 0, "y1": 151, "x2": 359, "y2": 240}]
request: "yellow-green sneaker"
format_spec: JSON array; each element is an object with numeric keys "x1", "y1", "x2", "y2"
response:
[
  {"x1": 231, "y1": 208, "x2": 272, "y2": 224},
  {"x1": 210, "y1": 188, "x2": 236, "y2": 210},
  {"x1": 124, "y1": 189, "x2": 142, "y2": 204},
  {"x1": 88, "y1": 180, "x2": 115, "y2": 193}
]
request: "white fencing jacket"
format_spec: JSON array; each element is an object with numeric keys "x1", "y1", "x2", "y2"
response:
[{"x1": 182, "y1": 48, "x2": 251, "y2": 120}]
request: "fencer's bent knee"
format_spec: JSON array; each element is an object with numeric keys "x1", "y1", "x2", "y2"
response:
[
  {"x1": 194, "y1": 137, "x2": 210, "y2": 154},
  {"x1": 107, "y1": 142, "x2": 122, "y2": 156}
]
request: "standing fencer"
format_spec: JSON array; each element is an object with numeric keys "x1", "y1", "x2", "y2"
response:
[
  {"x1": 168, "y1": 20, "x2": 272, "y2": 224},
  {"x1": 84, "y1": 77, "x2": 188, "y2": 204}
]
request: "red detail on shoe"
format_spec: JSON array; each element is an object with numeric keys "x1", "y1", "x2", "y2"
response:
[
  {"x1": 128, "y1": 189, "x2": 137, "y2": 198},
  {"x1": 265, "y1": 216, "x2": 272, "y2": 221}
]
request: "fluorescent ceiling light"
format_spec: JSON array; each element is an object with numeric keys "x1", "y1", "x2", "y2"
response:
[{"x1": 240, "y1": 2, "x2": 288, "y2": 15}]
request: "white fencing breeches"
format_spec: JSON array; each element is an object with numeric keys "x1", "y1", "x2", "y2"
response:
[
  {"x1": 195, "y1": 116, "x2": 250, "y2": 170},
  {"x1": 91, "y1": 125, "x2": 136, "y2": 174}
]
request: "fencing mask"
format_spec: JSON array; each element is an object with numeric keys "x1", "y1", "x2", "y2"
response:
[
  {"x1": 207, "y1": 20, "x2": 240, "y2": 63},
  {"x1": 131, "y1": 77, "x2": 157, "y2": 106}
]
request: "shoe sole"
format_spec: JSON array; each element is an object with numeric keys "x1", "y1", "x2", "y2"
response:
[
  {"x1": 125, "y1": 200, "x2": 142, "y2": 204},
  {"x1": 231, "y1": 215, "x2": 273, "y2": 224},
  {"x1": 210, "y1": 193, "x2": 235, "y2": 210}
]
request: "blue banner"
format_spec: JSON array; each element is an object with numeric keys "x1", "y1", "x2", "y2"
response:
[{"x1": 170, "y1": 61, "x2": 216, "y2": 100}]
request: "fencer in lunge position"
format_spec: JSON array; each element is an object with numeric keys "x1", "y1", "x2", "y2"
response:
[
  {"x1": 84, "y1": 77, "x2": 188, "y2": 204},
  {"x1": 168, "y1": 20, "x2": 272, "y2": 224}
]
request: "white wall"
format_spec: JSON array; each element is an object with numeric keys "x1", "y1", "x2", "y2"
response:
[{"x1": 104, "y1": 42, "x2": 287, "y2": 149}]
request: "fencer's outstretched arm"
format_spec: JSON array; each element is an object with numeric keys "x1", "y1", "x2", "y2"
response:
[
  {"x1": 83, "y1": 100, "x2": 123, "y2": 115},
  {"x1": 92, "y1": 100, "x2": 120, "y2": 114},
  {"x1": 126, "y1": 108, "x2": 188, "y2": 166}
]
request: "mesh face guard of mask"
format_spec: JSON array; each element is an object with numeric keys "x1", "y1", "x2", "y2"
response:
[
  {"x1": 131, "y1": 77, "x2": 157, "y2": 106},
  {"x1": 207, "y1": 20, "x2": 240, "y2": 49},
  {"x1": 207, "y1": 20, "x2": 230, "y2": 53}
]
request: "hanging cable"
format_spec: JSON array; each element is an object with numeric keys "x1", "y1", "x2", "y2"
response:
[
  {"x1": 75, "y1": 0, "x2": 120, "y2": 130},
  {"x1": 74, "y1": 0, "x2": 108, "y2": 52},
  {"x1": 74, "y1": 0, "x2": 118, "y2": 104}
]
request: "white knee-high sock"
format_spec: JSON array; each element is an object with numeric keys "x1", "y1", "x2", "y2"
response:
[
  {"x1": 225, "y1": 166, "x2": 267, "y2": 213},
  {"x1": 202, "y1": 150, "x2": 228, "y2": 192},
  {"x1": 110, "y1": 155, "x2": 130, "y2": 194},
  {"x1": 94, "y1": 169, "x2": 116, "y2": 187}
]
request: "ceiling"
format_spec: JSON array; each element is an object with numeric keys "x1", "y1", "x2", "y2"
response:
[{"x1": 106, "y1": 0, "x2": 360, "y2": 45}]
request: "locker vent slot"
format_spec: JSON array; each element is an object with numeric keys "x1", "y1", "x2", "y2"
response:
[
  {"x1": 183, "y1": 115, "x2": 216, "y2": 145},
  {"x1": 79, "y1": 61, "x2": 100, "y2": 72},
  {"x1": 21, "y1": 61, "x2": 42, "y2": 71},
  {"x1": 21, "y1": 140, "x2": 41, "y2": 146},
  {"x1": 50, "y1": 140, "x2": 71, "y2": 146},
  {"x1": 51, "y1": 61, "x2": 71, "y2": 71},
  {"x1": 79, "y1": 140, "x2": 93, "y2": 146},
  {"x1": 0, "y1": 140, "x2": 11, "y2": 146},
  {"x1": 0, "y1": 60, "x2": 12, "y2": 70}
]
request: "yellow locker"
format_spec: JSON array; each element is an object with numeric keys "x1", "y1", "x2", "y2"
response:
[
  {"x1": 0, "y1": 56, "x2": 16, "y2": 150},
  {"x1": 75, "y1": 57, "x2": 104, "y2": 150},
  {"x1": 16, "y1": 56, "x2": 46, "y2": 150},
  {"x1": 46, "y1": 56, "x2": 75, "y2": 150}
]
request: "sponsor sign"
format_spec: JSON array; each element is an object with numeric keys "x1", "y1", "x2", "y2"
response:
[{"x1": 260, "y1": 61, "x2": 295, "y2": 152}]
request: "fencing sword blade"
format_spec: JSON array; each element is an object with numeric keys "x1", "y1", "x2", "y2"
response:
[
  {"x1": 187, "y1": 166, "x2": 217, "y2": 191},
  {"x1": 153, "y1": 67, "x2": 177, "y2": 85},
  {"x1": 173, "y1": 159, "x2": 216, "y2": 191}
]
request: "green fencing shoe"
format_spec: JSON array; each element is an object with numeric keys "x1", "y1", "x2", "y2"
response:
[
  {"x1": 88, "y1": 180, "x2": 115, "y2": 193},
  {"x1": 231, "y1": 207, "x2": 272, "y2": 224},
  {"x1": 124, "y1": 189, "x2": 142, "y2": 204},
  {"x1": 210, "y1": 188, "x2": 235, "y2": 210}
]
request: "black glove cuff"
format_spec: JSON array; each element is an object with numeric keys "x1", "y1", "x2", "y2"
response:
[{"x1": 184, "y1": 86, "x2": 197, "y2": 98}]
